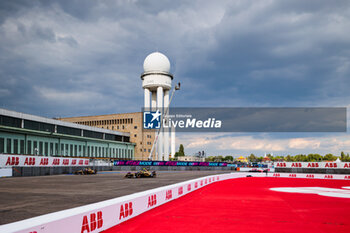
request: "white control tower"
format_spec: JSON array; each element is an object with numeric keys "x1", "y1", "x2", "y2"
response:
[{"x1": 141, "y1": 52, "x2": 175, "y2": 160}]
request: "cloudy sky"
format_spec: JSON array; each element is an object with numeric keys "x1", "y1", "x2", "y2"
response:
[{"x1": 1, "y1": 0, "x2": 350, "y2": 157}]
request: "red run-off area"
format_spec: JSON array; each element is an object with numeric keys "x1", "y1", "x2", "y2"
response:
[{"x1": 104, "y1": 177, "x2": 350, "y2": 233}]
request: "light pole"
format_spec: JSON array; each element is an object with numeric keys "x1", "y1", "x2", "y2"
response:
[{"x1": 148, "y1": 82, "x2": 180, "y2": 160}]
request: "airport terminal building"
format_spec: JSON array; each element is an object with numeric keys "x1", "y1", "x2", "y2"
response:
[{"x1": 0, "y1": 108, "x2": 135, "y2": 159}]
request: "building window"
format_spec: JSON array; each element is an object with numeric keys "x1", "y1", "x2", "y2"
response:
[
  {"x1": 134, "y1": 134, "x2": 137, "y2": 137},
  {"x1": 148, "y1": 149, "x2": 151, "y2": 152},
  {"x1": 57, "y1": 125, "x2": 81, "y2": 136},
  {"x1": 131, "y1": 119, "x2": 133, "y2": 124},
  {"x1": 50, "y1": 142, "x2": 54, "y2": 156},
  {"x1": 122, "y1": 125, "x2": 125, "y2": 129},
  {"x1": 55, "y1": 143, "x2": 58, "y2": 155},
  {"x1": 34, "y1": 141, "x2": 38, "y2": 155},
  {"x1": 0, "y1": 115, "x2": 22, "y2": 128},
  {"x1": 24, "y1": 120, "x2": 55, "y2": 133},
  {"x1": 13, "y1": 139, "x2": 18, "y2": 154},
  {"x1": 39, "y1": 142, "x2": 43, "y2": 155},
  {"x1": 45, "y1": 142, "x2": 48, "y2": 156},
  {"x1": 20, "y1": 140, "x2": 24, "y2": 154},
  {"x1": 134, "y1": 126, "x2": 137, "y2": 129},
  {"x1": 27, "y1": 140, "x2": 32, "y2": 154},
  {"x1": 0, "y1": 138, "x2": 4, "y2": 153}
]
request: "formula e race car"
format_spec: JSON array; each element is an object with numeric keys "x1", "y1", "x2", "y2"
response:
[
  {"x1": 125, "y1": 168, "x2": 156, "y2": 178},
  {"x1": 248, "y1": 168, "x2": 269, "y2": 173},
  {"x1": 73, "y1": 168, "x2": 97, "y2": 175}
]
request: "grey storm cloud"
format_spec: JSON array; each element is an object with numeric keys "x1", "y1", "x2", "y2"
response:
[{"x1": 0, "y1": 0, "x2": 350, "y2": 117}]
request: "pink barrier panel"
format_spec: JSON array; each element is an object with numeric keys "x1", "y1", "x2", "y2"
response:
[
  {"x1": 0, "y1": 172, "x2": 348, "y2": 233},
  {"x1": 275, "y1": 162, "x2": 350, "y2": 169},
  {"x1": 0, "y1": 154, "x2": 89, "y2": 167}
]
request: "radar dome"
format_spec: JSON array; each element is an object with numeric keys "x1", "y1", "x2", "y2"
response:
[{"x1": 143, "y1": 52, "x2": 171, "y2": 73}]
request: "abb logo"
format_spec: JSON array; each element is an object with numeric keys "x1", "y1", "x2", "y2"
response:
[
  {"x1": 29, "y1": 231, "x2": 37, "y2": 233},
  {"x1": 85, "y1": 160, "x2": 89, "y2": 165},
  {"x1": 148, "y1": 194, "x2": 157, "y2": 207},
  {"x1": 187, "y1": 184, "x2": 191, "y2": 191},
  {"x1": 200, "y1": 180, "x2": 203, "y2": 186},
  {"x1": 276, "y1": 163, "x2": 286, "y2": 167},
  {"x1": 71, "y1": 159, "x2": 77, "y2": 165},
  {"x1": 324, "y1": 175, "x2": 333, "y2": 179},
  {"x1": 289, "y1": 174, "x2": 297, "y2": 178},
  {"x1": 165, "y1": 190, "x2": 172, "y2": 200},
  {"x1": 5, "y1": 156, "x2": 19, "y2": 166},
  {"x1": 306, "y1": 174, "x2": 315, "y2": 178},
  {"x1": 79, "y1": 160, "x2": 84, "y2": 165},
  {"x1": 325, "y1": 163, "x2": 337, "y2": 168},
  {"x1": 273, "y1": 173, "x2": 280, "y2": 177},
  {"x1": 345, "y1": 175, "x2": 350, "y2": 179},
  {"x1": 40, "y1": 158, "x2": 48, "y2": 165},
  {"x1": 291, "y1": 163, "x2": 302, "y2": 168},
  {"x1": 24, "y1": 157, "x2": 35, "y2": 165},
  {"x1": 119, "y1": 202, "x2": 133, "y2": 220},
  {"x1": 217, "y1": 176, "x2": 219, "y2": 181},
  {"x1": 344, "y1": 163, "x2": 350, "y2": 168},
  {"x1": 178, "y1": 187, "x2": 183, "y2": 195},
  {"x1": 52, "y1": 158, "x2": 60, "y2": 165},
  {"x1": 209, "y1": 178, "x2": 211, "y2": 182},
  {"x1": 194, "y1": 182, "x2": 198, "y2": 188},
  {"x1": 307, "y1": 163, "x2": 319, "y2": 168},
  {"x1": 63, "y1": 159, "x2": 69, "y2": 165},
  {"x1": 81, "y1": 211, "x2": 103, "y2": 233},
  {"x1": 205, "y1": 179, "x2": 208, "y2": 184}
]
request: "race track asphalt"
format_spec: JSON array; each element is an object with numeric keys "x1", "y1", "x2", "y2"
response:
[{"x1": 0, "y1": 170, "x2": 231, "y2": 225}]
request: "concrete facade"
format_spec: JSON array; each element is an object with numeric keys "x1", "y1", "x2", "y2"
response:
[{"x1": 58, "y1": 112, "x2": 155, "y2": 160}]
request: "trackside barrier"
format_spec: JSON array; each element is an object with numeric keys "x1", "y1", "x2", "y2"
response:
[
  {"x1": 1, "y1": 172, "x2": 349, "y2": 233},
  {"x1": 265, "y1": 172, "x2": 350, "y2": 179},
  {"x1": 0, "y1": 154, "x2": 89, "y2": 167},
  {"x1": 275, "y1": 162, "x2": 350, "y2": 169}
]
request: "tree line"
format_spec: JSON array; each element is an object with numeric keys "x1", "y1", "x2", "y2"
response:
[
  {"x1": 204, "y1": 152, "x2": 350, "y2": 162},
  {"x1": 173, "y1": 144, "x2": 350, "y2": 162}
]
